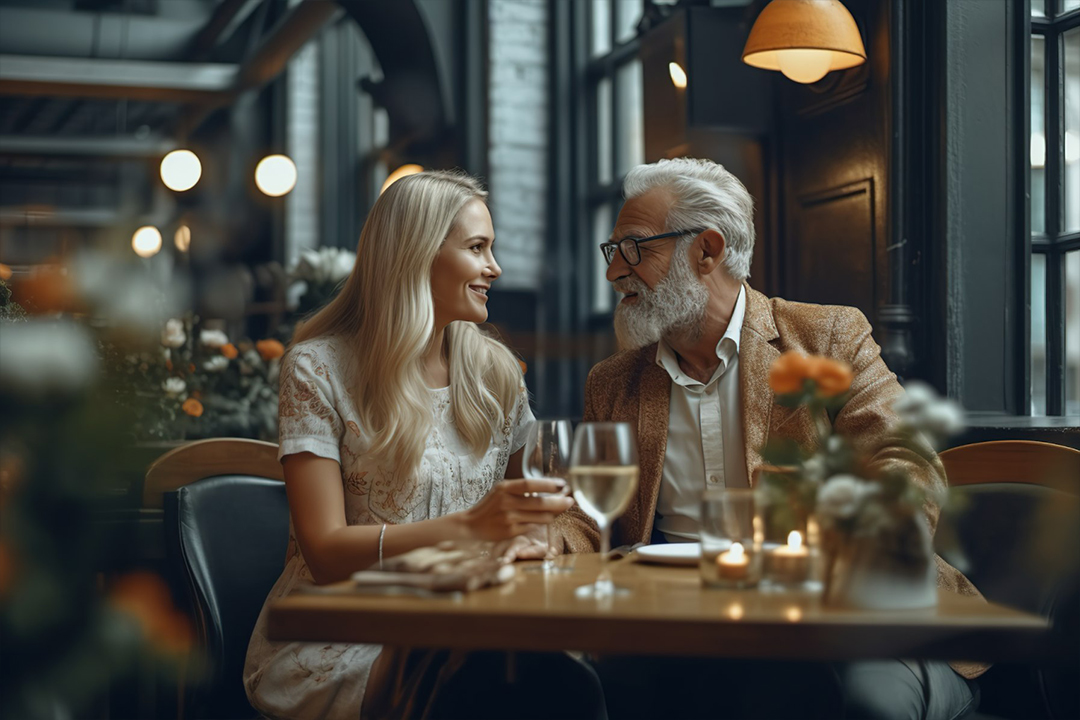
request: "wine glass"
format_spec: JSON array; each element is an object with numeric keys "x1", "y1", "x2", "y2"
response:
[
  {"x1": 569, "y1": 421, "x2": 639, "y2": 598},
  {"x1": 521, "y1": 419, "x2": 573, "y2": 573}
]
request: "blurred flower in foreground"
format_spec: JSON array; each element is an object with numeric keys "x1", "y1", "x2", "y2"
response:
[
  {"x1": 161, "y1": 318, "x2": 186, "y2": 348},
  {"x1": 768, "y1": 351, "x2": 853, "y2": 399},
  {"x1": 0, "y1": 320, "x2": 98, "y2": 397},
  {"x1": 893, "y1": 381, "x2": 965, "y2": 448},
  {"x1": 182, "y1": 398, "x2": 204, "y2": 417},
  {"x1": 108, "y1": 572, "x2": 194, "y2": 655},
  {"x1": 199, "y1": 329, "x2": 229, "y2": 348}
]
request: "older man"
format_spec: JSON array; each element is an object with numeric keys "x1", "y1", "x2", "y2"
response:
[{"x1": 553, "y1": 158, "x2": 985, "y2": 720}]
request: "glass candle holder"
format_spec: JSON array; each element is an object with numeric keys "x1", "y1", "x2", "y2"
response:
[
  {"x1": 755, "y1": 486, "x2": 818, "y2": 590},
  {"x1": 699, "y1": 488, "x2": 761, "y2": 589}
]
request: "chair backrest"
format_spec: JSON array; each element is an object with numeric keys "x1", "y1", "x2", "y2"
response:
[
  {"x1": 939, "y1": 440, "x2": 1080, "y2": 495},
  {"x1": 145, "y1": 438, "x2": 283, "y2": 509},
  {"x1": 156, "y1": 439, "x2": 288, "y2": 720}
]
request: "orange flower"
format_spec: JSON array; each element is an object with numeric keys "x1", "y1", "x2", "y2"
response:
[
  {"x1": 108, "y1": 572, "x2": 194, "y2": 654},
  {"x1": 518, "y1": 359, "x2": 528, "y2": 375},
  {"x1": 182, "y1": 398, "x2": 203, "y2": 417},
  {"x1": 221, "y1": 343, "x2": 238, "y2": 359},
  {"x1": 256, "y1": 339, "x2": 285, "y2": 361},
  {"x1": 165, "y1": 359, "x2": 173, "y2": 371},
  {"x1": 809, "y1": 357, "x2": 853, "y2": 397},
  {"x1": 0, "y1": 263, "x2": 11, "y2": 281},
  {"x1": 768, "y1": 351, "x2": 814, "y2": 395}
]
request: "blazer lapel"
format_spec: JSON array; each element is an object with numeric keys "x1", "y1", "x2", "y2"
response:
[
  {"x1": 739, "y1": 284, "x2": 780, "y2": 486},
  {"x1": 630, "y1": 347, "x2": 670, "y2": 543}
]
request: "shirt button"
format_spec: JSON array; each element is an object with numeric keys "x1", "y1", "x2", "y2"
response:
[{"x1": 709, "y1": 475, "x2": 720, "y2": 484}]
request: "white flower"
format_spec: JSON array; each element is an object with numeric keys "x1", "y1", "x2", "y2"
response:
[
  {"x1": 162, "y1": 377, "x2": 186, "y2": 397},
  {"x1": 199, "y1": 329, "x2": 229, "y2": 348},
  {"x1": 290, "y1": 247, "x2": 356, "y2": 285},
  {"x1": 161, "y1": 319, "x2": 186, "y2": 348},
  {"x1": 203, "y1": 355, "x2": 229, "y2": 373},
  {"x1": 0, "y1": 320, "x2": 98, "y2": 397},
  {"x1": 893, "y1": 381, "x2": 965, "y2": 442},
  {"x1": 817, "y1": 475, "x2": 870, "y2": 520}
]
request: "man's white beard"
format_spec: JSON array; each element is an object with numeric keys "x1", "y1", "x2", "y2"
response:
[{"x1": 613, "y1": 245, "x2": 709, "y2": 351}]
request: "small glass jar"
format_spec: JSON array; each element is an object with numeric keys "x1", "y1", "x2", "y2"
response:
[
  {"x1": 755, "y1": 485, "x2": 819, "y2": 590},
  {"x1": 699, "y1": 488, "x2": 761, "y2": 589}
]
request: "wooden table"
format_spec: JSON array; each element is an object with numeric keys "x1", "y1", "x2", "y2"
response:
[{"x1": 268, "y1": 553, "x2": 1049, "y2": 662}]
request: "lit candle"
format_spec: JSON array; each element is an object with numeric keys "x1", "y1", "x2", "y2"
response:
[
  {"x1": 716, "y1": 542, "x2": 750, "y2": 580},
  {"x1": 767, "y1": 531, "x2": 810, "y2": 583}
]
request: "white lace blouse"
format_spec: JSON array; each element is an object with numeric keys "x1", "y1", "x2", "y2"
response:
[{"x1": 243, "y1": 335, "x2": 534, "y2": 720}]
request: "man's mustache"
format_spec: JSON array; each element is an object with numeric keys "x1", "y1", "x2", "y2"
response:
[{"x1": 613, "y1": 278, "x2": 648, "y2": 296}]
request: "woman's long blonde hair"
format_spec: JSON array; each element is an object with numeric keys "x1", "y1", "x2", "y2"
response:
[{"x1": 292, "y1": 170, "x2": 523, "y2": 478}]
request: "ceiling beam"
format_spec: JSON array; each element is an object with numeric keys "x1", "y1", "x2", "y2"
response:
[
  {"x1": 186, "y1": 0, "x2": 264, "y2": 61},
  {"x1": 0, "y1": 54, "x2": 236, "y2": 103},
  {"x1": 0, "y1": 135, "x2": 177, "y2": 159}
]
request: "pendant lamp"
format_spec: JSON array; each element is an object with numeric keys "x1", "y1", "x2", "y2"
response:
[{"x1": 742, "y1": 0, "x2": 866, "y2": 84}]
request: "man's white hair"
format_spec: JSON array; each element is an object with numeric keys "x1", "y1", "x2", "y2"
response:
[{"x1": 622, "y1": 157, "x2": 755, "y2": 281}]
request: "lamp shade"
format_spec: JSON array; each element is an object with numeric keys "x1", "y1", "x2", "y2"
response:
[{"x1": 742, "y1": 0, "x2": 866, "y2": 84}]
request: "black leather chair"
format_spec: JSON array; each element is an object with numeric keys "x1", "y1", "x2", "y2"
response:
[{"x1": 165, "y1": 475, "x2": 289, "y2": 720}]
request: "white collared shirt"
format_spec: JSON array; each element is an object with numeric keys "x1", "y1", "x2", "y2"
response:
[{"x1": 653, "y1": 286, "x2": 748, "y2": 542}]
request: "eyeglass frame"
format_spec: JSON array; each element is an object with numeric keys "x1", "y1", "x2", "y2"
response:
[{"x1": 599, "y1": 227, "x2": 707, "y2": 266}]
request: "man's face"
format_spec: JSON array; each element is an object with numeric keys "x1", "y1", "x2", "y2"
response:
[{"x1": 607, "y1": 189, "x2": 710, "y2": 349}]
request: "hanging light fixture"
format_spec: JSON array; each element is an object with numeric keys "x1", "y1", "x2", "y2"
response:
[
  {"x1": 132, "y1": 226, "x2": 162, "y2": 258},
  {"x1": 742, "y1": 0, "x2": 866, "y2": 84},
  {"x1": 668, "y1": 62, "x2": 688, "y2": 90},
  {"x1": 174, "y1": 225, "x2": 191, "y2": 252},
  {"x1": 380, "y1": 163, "x2": 424, "y2": 194},
  {"x1": 255, "y1": 154, "x2": 298, "y2": 197},
  {"x1": 160, "y1": 149, "x2": 202, "y2": 192}
]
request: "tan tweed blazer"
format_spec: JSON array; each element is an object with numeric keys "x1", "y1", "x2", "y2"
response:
[{"x1": 553, "y1": 283, "x2": 988, "y2": 678}]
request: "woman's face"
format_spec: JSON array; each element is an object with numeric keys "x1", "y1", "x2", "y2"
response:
[{"x1": 431, "y1": 199, "x2": 500, "y2": 328}]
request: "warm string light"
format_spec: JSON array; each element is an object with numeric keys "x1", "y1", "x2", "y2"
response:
[
  {"x1": 174, "y1": 225, "x2": 191, "y2": 252},
  {"x1": 255, "y1": 154, "x2": 298, "y2": 197},
  {"x1": 132, "y1": 226, "x2": 162, "y2": 258},
  {"x1": 668, "y1": 62, "x2": 687, "y2": 89},
  {"x1": 381, "y1": 163, "x2": 424, "y2": 194},
  {"x1": 160, "y1": 149, "x2": 202, "y2": 192}
]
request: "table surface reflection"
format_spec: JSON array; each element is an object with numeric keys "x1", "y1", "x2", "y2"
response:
[{"x1": 267, "y1": 553, "x2": 1048, "y2": 661}]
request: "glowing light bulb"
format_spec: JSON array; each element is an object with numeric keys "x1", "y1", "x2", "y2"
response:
[
  {"x1": 132, "y1": 226, "x2": 162, "y2": 258},
  {"x1": 776, "y1": 49, "x2": 833, "y2": 84},
  {"x1": 255, "y1": 154, "x2": 297, "y2": 197},
  {"x1": 160, "y1": 149, "x2": 202, "y2": 192},
  {"x1": 380, "y1": 163, "x2": 424, "y2": 194},
  {"x1": 175, "y1": 225, "x2": 191, "y2": 252},
  {"x1": 787, "y1": 531, "x2": 803, "y2": 550},
  {"x1": 668, "y1": 62, "x2": 687, "y2": 89}
]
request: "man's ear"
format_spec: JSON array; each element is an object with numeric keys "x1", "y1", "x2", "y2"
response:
[{"x1": 696, "y1": 229, "x2": 726, "y2": 275}]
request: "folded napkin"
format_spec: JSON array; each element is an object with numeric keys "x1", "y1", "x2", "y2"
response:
[{"x1": 351, "y1": 541, "x2": 516, "y2": 593}]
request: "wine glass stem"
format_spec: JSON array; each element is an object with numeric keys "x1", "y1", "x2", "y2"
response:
[
  {"x1": 542, "y1": 524, "x2": 554, "y2": 570},
  {"x1": 598, "y1": 521, "x2": 612, "y2": 587}
]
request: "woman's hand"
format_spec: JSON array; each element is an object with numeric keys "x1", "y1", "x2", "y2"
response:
[
  {"x1": 496, "y1": 524, "x2": 551, "y2": 562},
  {"x1": 460, "y1": 478, "x2": 573, "y2": 542}
]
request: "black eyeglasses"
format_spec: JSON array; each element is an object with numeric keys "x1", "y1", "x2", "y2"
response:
[{"x1": 599, "y1": 228, "x2": 706, "y2": 266}]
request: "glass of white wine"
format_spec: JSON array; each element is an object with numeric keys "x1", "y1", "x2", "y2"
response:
[
  {"x1": 521, "y1": 418, "x2": 574, "y2": 573},
  {"x1": 569, "y1": 421, "x2": 639, "y2": 598}
]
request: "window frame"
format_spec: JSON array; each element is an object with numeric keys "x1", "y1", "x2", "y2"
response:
[{"x1": 1029, "y1": 0, "x2": 1080, "y2": 416}]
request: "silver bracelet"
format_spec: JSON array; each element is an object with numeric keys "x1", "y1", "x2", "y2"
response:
[{"x1": 378, "y1": 523, "x2": 387, "y2": 570}]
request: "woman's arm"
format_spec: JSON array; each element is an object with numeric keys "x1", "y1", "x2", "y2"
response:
[{"x1": 284, "y1": 452, "x2": 571, "y2": 584}]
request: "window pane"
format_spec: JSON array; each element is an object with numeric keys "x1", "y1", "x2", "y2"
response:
[
  {"x1": 1064, "y1": 0, "x2": 1080, "y2": 13},
  {"x1": 615, "y1": 0, "x2": 642, "y2": 44},
  {"x1": 596, "y1": 77, "x2": 613, "y2": 186},
  {"x1": 1067, "y1": 251, "x2": 1080, "y2": 416},
  {"x1": 592, "y1": 204, "x2": 614, "y2": 313},
  {"x1": 591, "y1": 0, "x2": 611, "y2": 58},
  {"x1": 1032, "y1": 35, "x2": 1046, "y2": 234},
  {"x1": 1032, "y1": 254, "x2": 1048, "y2": 414},
  {"x1": 1033, "y1": 0, "x2": 1046, "y2": 15},
  {"x1": 1064, "y1": 29, "x2": 1080, "y2": 232},
  {"x1": 615, "y1": 59, "x2": 644, "y2": 178}
]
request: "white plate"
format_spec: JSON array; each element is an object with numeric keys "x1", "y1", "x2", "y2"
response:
[{"x1": 633, "y1": 542, "x2": 702, "y2": 566}]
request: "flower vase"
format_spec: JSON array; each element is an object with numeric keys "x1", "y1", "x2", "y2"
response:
[{"x1": 822, "y1": 513, "x2": 937, "y2": 610}]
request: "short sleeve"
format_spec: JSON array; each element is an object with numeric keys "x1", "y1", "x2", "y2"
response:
[
  {"x1": 277, "y1": 345, "x2": 344, "y2": 463},
  {"x1": 509, "y1": 382, "x2": 536, "y2": 454}
]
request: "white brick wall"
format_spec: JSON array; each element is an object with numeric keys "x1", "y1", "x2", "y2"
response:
[{"x1": 488, "y1": 0, "x2": 548, "y2": 290}]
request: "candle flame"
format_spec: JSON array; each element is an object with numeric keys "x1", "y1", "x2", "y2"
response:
[
  {"x1": 785, "y1": 606, "x2": 803, "y2": 622},
  {"x1": 728, "y1": 603, "x2": 744, "y2": 620},
  {"x1": 729, "y1": 542, "x2": 745, "y2": 559},
  {"x1": 787, "y1": 531, "x2": 803, "y2": 550}
]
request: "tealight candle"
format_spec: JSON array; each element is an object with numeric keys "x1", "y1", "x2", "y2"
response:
[
  {"x1": 716, "y1": 542, "x2": 750, "y2": 580},
  {"x1": 766, "y1": 531, "x2": 810, "y2": 584}
]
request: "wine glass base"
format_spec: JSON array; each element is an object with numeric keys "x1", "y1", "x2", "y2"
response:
[{"x1": 574, "y1": 580, "x2": 630, "y2": 598}]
